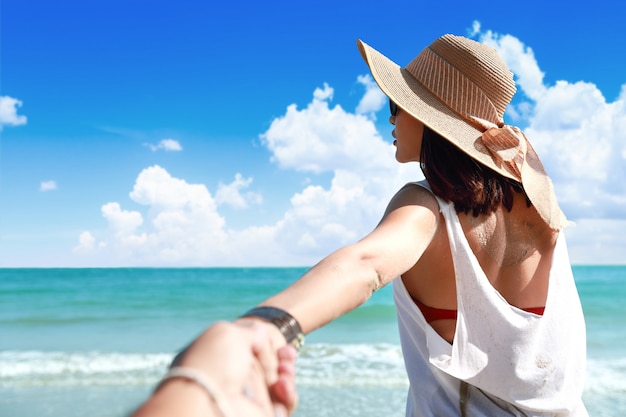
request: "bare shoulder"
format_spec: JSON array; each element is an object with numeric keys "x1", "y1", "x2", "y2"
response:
[
  {"x1": 357, "y1": 182, "x2": 443, "y2": 284},
  {"x1": 384, "y1": 182, "x2": 440, "y2": 217},
  {"x1": 374, "y1": 182, "x2": 441, "y2": 244}
]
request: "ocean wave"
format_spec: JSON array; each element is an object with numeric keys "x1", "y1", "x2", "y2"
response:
[
  {"x1": 2, "y1": 346, "x2": 624, "y2": 399},
  {"x1": 582, "y1": 357, "x2": 626, "y2": 416},
  {"x1": 0, "y1": 344, "x2": 408, "y2": 389},
  {"x1": 0, "y1": 350, "x2": 173, "y2": 387},
  {"x1": 297, "y1": 343, "x2": 409, "y2": 387}
]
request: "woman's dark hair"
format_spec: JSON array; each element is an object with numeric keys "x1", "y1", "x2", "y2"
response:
[{"x1": 420, "y1": 126, "x2": 530, "y2": 216}]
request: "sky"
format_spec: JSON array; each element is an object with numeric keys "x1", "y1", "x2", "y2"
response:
[{"x1": 1, "y1": 0, "x2": 625, "y2": 267}]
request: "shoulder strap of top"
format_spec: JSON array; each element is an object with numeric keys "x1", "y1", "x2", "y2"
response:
[
  {"x1": 412, "y1": 180, "x2": 451, "y2": 216},
  {"x1": 413, "y1": 179, "x2": 433, "y2": 193}
]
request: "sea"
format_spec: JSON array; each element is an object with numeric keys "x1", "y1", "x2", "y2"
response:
[{"x1": 1, "y1": 266, "x2": 624, "y2": 417}]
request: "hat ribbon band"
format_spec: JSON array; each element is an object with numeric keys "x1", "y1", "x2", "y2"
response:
[
  {"x1": 470, "y1": 116, "x2": 566, "y2": 229},
  {"x1": 469, "y1": 116, "x2": 527, "y2": 181}
]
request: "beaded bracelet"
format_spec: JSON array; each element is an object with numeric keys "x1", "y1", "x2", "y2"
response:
[{"x1": 155, "y1": 366, "x2": 231, "y2": 417}]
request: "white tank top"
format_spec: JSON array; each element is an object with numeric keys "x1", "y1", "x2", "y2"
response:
[{"x1": 394, "y1": 181, "x2": 588, "y2": 416}]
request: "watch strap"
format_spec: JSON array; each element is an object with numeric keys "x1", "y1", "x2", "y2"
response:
[{"x1": 240, "y1": 306, "x2": 305, "y2": 350}]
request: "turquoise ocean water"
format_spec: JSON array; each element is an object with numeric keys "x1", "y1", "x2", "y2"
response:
[{"x1": 1, "y1": 266, "x2": 624, "y2": 417}]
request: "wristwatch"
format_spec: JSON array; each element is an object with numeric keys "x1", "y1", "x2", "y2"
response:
[{"x1": 240, "y1": 306, "x2": 305, "y2": 350}]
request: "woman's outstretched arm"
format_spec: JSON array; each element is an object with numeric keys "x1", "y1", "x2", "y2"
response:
[{"x1": 240, "y1": 183, "x2": 440, "y2": 341}]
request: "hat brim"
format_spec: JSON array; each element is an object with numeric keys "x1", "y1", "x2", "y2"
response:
[{"x1": 357, "y1": 39, "x2": 516, "y2": 181}]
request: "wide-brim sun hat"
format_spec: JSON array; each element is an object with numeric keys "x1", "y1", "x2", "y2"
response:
[{"x1": 357, "y1": 35, "x2": 567, "y2": 230}]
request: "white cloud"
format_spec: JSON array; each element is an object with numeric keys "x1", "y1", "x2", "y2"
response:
[
  {"x1": 215, "y1": 173, "x2": 262, "y2": 209},
  {"x1": 468, "y1": 20, "x2": 481, "y2": 37},
  {"x1": 40, "y1": 180, "x2": 57, "y2": 192},
  {"x1": 0, "y1": 96, "x2": 27, "y2": 129},
  {"x1": 74, "y1": 27, "x2": 625, "y2": 265},
  {"x1": 479, "y1": 29, "x2": 547, "y2": 101},
  {"x1": 145, "y1": 138, "x2": 183, "y2": 152},
  {"x1": 261, "y1": 83, "x2": 396, "y2": 175},
  {"x1": 272, "y1": 171, "x2": 387, "y2": 258},
  {"x1": 564, "y1": 219, "x2": 626, "y2": 265},
  {"x1": 102, "y1": 202, "x2": 144, "y2": 236},
  {"x1": 479, "y1": 28, "x2": 626, "y2": 221},
  {"x1": 355, "y1": 74, "x2": 387, "y2": 117},
  {"x1": 75, "y1": 82, "x2": 420, "y2": 266},
  {"x1": 77, "y1": 165, "x2": 231, "y2": 265},
  {"x1": 73, "y1": 231, "x2": 96, "y2": 253}
]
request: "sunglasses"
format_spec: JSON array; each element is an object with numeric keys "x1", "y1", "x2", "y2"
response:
[{"x1": 389, "y1": 100, "x2": 399, "y2": 117}]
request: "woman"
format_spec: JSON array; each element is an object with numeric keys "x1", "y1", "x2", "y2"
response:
[
  {"x1": 193, "y1": 34, "x2": 587, "y2": 416},
  {"x1": 237, "y1": 34, "x2": 588, "y2": 416}
]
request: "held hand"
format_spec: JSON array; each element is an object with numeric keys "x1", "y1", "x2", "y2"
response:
[
  {"x1": 173, "y1": 321, "x2": 298, "y2": 416},
  {"x1": 133, "y1": 320, "x2": 299, "y2": 417}
]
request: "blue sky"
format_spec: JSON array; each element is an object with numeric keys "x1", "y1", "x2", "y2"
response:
[{"x1": 1, "y1": 0, "x2": 625, "y2": 267}]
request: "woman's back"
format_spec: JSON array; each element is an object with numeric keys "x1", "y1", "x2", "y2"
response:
[
  {"x1": 393, "y1": 181, "x2": 587, "y2": 415},
  {"x1": 401, "y1": 184, "x2": 558, "y2": 343}
]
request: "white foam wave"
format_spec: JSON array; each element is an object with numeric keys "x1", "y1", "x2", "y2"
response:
[
  {"x1": 1, "y1": 344, "x2": 408, "y2": 388},
  {"x1": 3, "y1": 346, "x2": 624, "y2": 403},
  {"x1": 582, "y1": 357, "x2": 626, "y2": 416},
  {"x1": 0, "y1": 350, "x2": 173, "y2": 387},
  {"x1": 297, "y1": 343, "x2": 409, "y2": 387}
]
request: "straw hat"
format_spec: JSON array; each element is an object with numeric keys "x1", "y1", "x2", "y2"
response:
[{"x1": 357, "y1": 35, "x2": 567, "y2": 229}]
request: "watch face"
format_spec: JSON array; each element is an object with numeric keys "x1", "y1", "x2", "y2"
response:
[{"x1": 291, "y1": 333, "x2": 305, "y2": 350}]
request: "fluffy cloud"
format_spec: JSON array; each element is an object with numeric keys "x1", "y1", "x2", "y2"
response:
[
  {"x1": 478, "y1": 28, "x2": 547, "y2": 102},
  {"x1": 75, "y1": 26, "x2": 625, "y2": 266},
  {"x1": 215, "y1": 173, "x2": 262, "y2": 210},
  {"x1": 261, "y1": 83, "x2": 396, "y2": 175},
  {"x1": 76, "y1": 166, "x2": 231, "y2": 265},
  {"x1": 75, "y1": 86, "x2": 419, "y2": 266},
  {"x1": 74, "y1": 231, "x2": 96, "y2": 253},
  {"x1": 101, "y1": 202, "x2": 144, "y2": 236},
  {"x1": 247, "y1": 85, "x2": 419, "y2": 262},
  {"x1": 0, "y1": 96, "x2": 27, "y2": 129},
  {"x1": 355, "y1": 75, "x2": 387, "y2": 118},
  {"x1": 479, "y1": 28, "x2": 626, "y2": 221}
]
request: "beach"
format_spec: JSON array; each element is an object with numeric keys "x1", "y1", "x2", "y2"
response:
[{"x1": 1, "y1": 267, "x2": 625, "y2": 416}]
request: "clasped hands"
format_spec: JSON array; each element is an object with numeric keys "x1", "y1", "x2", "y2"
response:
[{"x1": 132, "y1": 320, "x2": 298, "y2": 417}]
